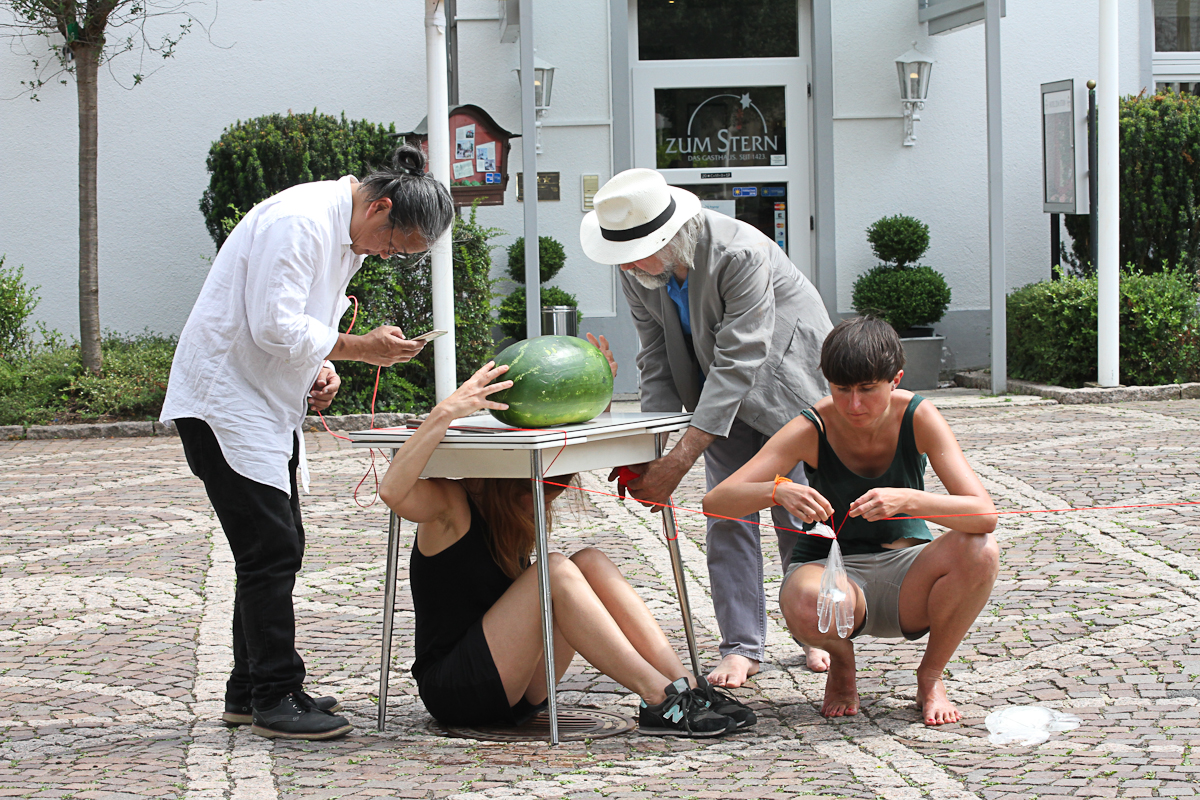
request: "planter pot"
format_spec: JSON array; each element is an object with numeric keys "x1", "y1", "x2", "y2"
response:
[
  {"x1": 897, "y1": 335, "x2": 945, "y2": 391},
  {"x1": 541, "y1": 305, "x2": 579, "y2": 337}
]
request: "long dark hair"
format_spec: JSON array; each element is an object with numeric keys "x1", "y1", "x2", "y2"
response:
[
  {"x1": 473, "y1": 475, "x2": 579, "y2": 579},
  {"x1": 359, "y1": 145, "x2": 454, "y2": 247}
]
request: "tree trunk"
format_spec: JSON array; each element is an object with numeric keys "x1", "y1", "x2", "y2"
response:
[{"x1": 76, "y1": 41, "x2": 102, "y2": 373}]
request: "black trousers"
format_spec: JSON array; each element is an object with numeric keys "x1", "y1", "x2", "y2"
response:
[{"x1": 176, "y1": 417, "x2": 306, "y2": 708}]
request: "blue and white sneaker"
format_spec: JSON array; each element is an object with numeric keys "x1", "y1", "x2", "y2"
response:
[{"x1": 638, "y1": 678, "x2": 736, "y2": 737}]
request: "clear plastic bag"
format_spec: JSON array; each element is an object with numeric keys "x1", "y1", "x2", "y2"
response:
[
  {"x1": 817, "y1": 537, "x2": 854, "y2": 638},
  {"x1": 985, "y1": 705, "x2": 1081, "y2": 746}
]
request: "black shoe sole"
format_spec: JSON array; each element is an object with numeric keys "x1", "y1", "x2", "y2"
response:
[
  {"x1": 250, "y1": 722, "x2": 353, "y2": 740},
  {"x1": 222, "y1": 702, "x2": 343, "y2": 727}
]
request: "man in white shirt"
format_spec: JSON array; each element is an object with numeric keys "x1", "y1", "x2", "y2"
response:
[{"x1": 162, "y1": 146, "x2": 453, "y2": 740}]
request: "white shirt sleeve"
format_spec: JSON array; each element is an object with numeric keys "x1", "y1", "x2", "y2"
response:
[{"x1": 243, "y1": 215, "x2": 342, "y2": 367}]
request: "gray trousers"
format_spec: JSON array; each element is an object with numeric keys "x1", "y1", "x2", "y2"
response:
[{"x1": 704, "y1": 418, "x2": 808, "y2": 663}]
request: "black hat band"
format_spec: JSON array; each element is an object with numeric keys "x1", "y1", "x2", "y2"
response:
[{"x1": 600, "y1": 197, "x2": 677, "y2": 242}]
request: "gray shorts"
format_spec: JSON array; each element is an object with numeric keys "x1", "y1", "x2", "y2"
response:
[{"x1": 781, "y1": 544, "x2": 931, "y2": 640}]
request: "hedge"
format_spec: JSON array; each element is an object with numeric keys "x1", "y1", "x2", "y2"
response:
[{"x1": 1007, "y1": 266, "x2": 1200, "y2": 387}]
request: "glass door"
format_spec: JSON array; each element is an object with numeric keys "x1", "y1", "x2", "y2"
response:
[{"x1": 630, "y1": 1, "x2": 811, "y2": 275}]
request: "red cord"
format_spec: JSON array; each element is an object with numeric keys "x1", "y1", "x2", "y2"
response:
[
  {"x1": 314, "y1": 295, "x2": 389, "y2": 507},
  {"x1": 537, "y1": 478, "x2": 1200, "y2": 542}
]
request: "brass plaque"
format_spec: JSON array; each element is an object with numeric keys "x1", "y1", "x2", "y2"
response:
[{"x1": 516, "y1": 172, "x2": 561, "y2": 201}]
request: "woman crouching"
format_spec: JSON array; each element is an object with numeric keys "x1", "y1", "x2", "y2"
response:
[
  {"x1": 379, "y1": 361, "x2": 751, "y2": 737},
  {"x1": 704, "y1": 317, "x2": 999, "y2": 726}
]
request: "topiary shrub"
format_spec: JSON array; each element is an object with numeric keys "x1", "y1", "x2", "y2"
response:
[
  {"x1": 1007, "y1": 265, "x2": 1200, "y2": 387},
  {"x1": 497, "y1": 286, "x2": 582, "y2": 341},
  {"x1": 199, "y1": 111, "x2": 397, "y2": 249},
  {"x1": 852, "y1": 215, "x2": 950, "y2": 332},
  {"x1": 1064, "y1": 90, "x2": 1200, "y2": 275},
  {"x1": 327, "y1": 205, "x2": 500, "y2": 415},
  {"x1": 851, "y1": 265, "x2": 951, "y2": 333},
  {"x1": 866, "y1": 215, "x2": 930, "y2": 268},
  {"x1": 0, "y1": 256, "x2": 39, "y2": 361},
  {"x1": 505, "y1": 236, "x2": 568, "y2": 284}
]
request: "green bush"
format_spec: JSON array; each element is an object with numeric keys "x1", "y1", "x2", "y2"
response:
[
  {"x1": 866, "y1": 215, "x2": 930, "y2": 268},
  {"x1": 0, "y1": 331, "x2": 176, "y2": 425},
  {"x1": 851, "y1": 265, "x2": 951, "y2": 332},
  {"x1": 505, "y1": 235, "x2": 568, "y2": 284},
  {"x1": 70, "y1": 332, "x2": 177, "y2": 419},
  {"x1": 1064, "y1": 90, "x2": 1200, "y2": 275},
  {"x1": 328, "y1": 206, "x2": 500, "y2": 415},
  {"x1": 497, "y1": 286, "x2": 582, "y2": 340},
  {"x1": 1007, "y1": 266, "x2": 1200, "y2": 387},
  {"x1": 199, "y1": 111, "x2": 397, "y2": 249},
  {"x1": 0, "y1": 256, "x2": 39, "y2": 361}
]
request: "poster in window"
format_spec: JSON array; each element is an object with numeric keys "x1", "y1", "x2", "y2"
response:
[{"x1": 655, "y1": 86, "x2": 786, "y2": 169}]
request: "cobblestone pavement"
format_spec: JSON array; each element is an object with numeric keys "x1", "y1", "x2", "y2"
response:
[{"x1": 1, "y1": 395, "x2": 1199, "y2": 798}]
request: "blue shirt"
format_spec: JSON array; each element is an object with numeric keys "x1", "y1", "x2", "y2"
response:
[{"x1": 666, "y1": 274, "x2": 691, "y2": 336}]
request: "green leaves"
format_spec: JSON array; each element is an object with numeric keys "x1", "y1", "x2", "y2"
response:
[
  {"x1": 1065, "y1": 90, "x2": 1200, "y2": 275},
  {"x1": 0, "y1": 257, "x2": 39, "y2": 361},
  {"x1": 1007, "y1": 266, "x2": 1200, "y2": 387},
  {"x1": 851, "y1": 265, "x2": 950, "y2": 332},
  {"x1": 865, "y1": 215, "x2": 930, "y2": 268},
  {"x1": 504, "y1": 236, "x2": 568, "y2": 284},
  {"x1": 198, "y1": 111, "x2": 398, "y2": 249}
]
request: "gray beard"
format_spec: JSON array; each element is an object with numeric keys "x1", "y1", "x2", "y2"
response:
[{"x1": 629, "y1": 267, "x2": 673, "y2": 290}]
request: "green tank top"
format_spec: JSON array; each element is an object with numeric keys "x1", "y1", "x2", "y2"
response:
[{"x1": 790, "y1": 394, "x2": 932, "y2": 565}]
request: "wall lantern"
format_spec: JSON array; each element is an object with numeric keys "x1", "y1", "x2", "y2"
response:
[
  {"x1": 895, "y1": 43, "x2": 934, "y2": 147},
  {"x1": 516, "y1": 56, "x2": 556, "y2": 153}
]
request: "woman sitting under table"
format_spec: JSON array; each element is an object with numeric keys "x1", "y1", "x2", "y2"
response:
[
  {"x1": 378, "y1": 359, "x2": 753, "y2": 738},
  {"x1": 703, "y1": 316, "x2": 999, "y2": 726}
]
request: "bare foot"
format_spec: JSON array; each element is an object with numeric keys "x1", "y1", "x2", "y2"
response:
[
  {"x1": 916, "y1": 674, "x2": 961, "y2": 726},
  {"x1": 706, "y1": 653, "x2": 760, "y2": 689},
  {"x1": 802, "y1": 644, "x2": 830, "y2": 673},
  {"x1": 820, "y1": 650, "x2": 859, "y2": 718}
]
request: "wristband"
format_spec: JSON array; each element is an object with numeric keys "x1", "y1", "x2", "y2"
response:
[{"x1": 771, "y1": 475, "x2": 793, "y2": 506}]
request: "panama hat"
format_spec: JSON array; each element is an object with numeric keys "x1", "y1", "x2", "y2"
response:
[{"x1": 580, "y1": 169, "x2": 702, "y2": 265}]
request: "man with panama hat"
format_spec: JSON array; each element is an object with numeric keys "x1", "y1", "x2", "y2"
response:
[{"x1": 581, "y1": 168, "x2": 833, "y2": 689}]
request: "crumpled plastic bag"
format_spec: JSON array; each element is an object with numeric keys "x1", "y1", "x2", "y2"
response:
[
  {"x1": 817, "y1": 537, "x2": 854, "y2": 638},
  {"x1": 985, "y1": 705, "x2": 1081, "y2": 746}
]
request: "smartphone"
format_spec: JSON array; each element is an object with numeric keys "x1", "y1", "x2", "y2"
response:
[{"x1": 411, "y1": 329, "x2": 448, "y2": 342}]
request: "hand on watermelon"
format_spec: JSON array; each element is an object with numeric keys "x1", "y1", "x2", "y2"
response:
[
  {"x1": 586, "y1": 333, "x2": 618, "y2": 378},
  {"x1": 435, "y1": 361, "x2": 514, "y2": 419}
]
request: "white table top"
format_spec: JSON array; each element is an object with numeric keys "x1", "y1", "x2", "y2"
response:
[{"x1": 348, "y1": 411, "x2": 693, "y2": 449}]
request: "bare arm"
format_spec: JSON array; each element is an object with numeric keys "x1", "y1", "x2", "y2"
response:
[
  {"x1": 327, "y1": 326, "x2": 425, "y2": 366},
  {"x1": 378, "y1": 362, "x2": 514, "y2": 547},
  {"x1": 703, "y1": 416, "x2": 834, "y2": 524},
  {"x1": 847, "y1": 402, "x2": 997, "y2": 533}
]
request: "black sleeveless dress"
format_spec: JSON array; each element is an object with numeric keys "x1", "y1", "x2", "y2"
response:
[{"x1": 410, "y1": 492, "x2": 543, "y2": 726}]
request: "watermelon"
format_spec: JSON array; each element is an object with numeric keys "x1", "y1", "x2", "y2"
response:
[{"x1": 489, "y1": 335, "x2": 614, "y2": 428}]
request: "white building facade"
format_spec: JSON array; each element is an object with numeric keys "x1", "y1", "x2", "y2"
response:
[{"x1": 0, "y1": 1, "x2": 1174, "y2": 393}]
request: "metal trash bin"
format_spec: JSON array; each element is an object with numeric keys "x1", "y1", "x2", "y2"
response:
[{"x1": 541, "y1": 305, "x2": 579, "y2": 337}]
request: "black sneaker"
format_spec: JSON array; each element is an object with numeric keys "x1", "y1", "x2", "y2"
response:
[
  {"x1": 699, "y1": 683, "x2": 757, "y2": 728},
  {"x1": 249, "y1": 692, "x2": 352, "y2": 740},
  {"x1": 638, "y1": 678, "x2": 736, "y2": 738},
  {"x1": 223, "y1": 694, "x2": 342, "y2": 726}
]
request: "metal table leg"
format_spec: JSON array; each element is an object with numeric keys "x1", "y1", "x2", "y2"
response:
[
  {"x1": 378, "y1": 450, "x2": 401, "y2": 732},
  {"x1": 530, "y1": 449, "x2": 559, "y2": 745},
  {"x1": 655, "y1": 432, "x2": 703, "y2": 679}
]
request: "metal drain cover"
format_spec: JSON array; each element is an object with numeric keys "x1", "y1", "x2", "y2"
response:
[{"x1": 431, "y1": 707, "x2": 635, "y2": 742}]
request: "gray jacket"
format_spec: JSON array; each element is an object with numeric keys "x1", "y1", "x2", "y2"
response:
[{"x1": 622, "y1": 209, "x2": 833, "y2": 439}]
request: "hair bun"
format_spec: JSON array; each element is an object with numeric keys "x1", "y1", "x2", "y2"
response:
[{"x1": 392, "y1": 145, "x2": 427, "y2": 177}]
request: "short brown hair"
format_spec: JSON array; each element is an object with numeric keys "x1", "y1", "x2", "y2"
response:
[{"x1": 819, "y1": 316, "x2": 905, "y2": 386}]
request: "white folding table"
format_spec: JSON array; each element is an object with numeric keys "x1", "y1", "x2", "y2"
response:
[{"x1": 349, "y1": 411, "x2": 702, "y2": 744}]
